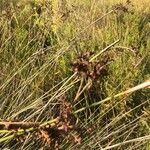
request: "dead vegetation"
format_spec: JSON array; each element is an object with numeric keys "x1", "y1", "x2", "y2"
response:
[{"x1": 0, "y1": 0, "x2": 150, "y2": 149}]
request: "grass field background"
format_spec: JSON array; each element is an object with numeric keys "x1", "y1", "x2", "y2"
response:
[{"x1": 0, "y1": 0, "x2": 150, "y2": 149}]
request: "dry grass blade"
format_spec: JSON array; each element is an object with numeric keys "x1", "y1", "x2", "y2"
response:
[
  {"x1": 90, "y1": 39, "x2": 120, "y2": 62},
  {"x1": 0, "y1": 121, "x2": 39, "y2": 130},
  {"x1": 102, "y1": 135, "x2": 150, "y2": 150},
  {"x1": 74, "y1": 79, "x2": 150, "y2": 113}
]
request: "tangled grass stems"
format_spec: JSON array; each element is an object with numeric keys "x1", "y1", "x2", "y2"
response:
[
  {"x1": 86, "y1": 99, "x2": 149, "y2": 147},
  {"x1": 74, "y1": 79, "x2": 150, "y2": 113},
  {"x1": 0, "y1": 79, "x2": 149, "y2": 143},
  {"x1": 70, "y1": 98, "x2": 150, "y2": 150},
  {"x1": 102, "y1": 135, "x2": 150, "y2": 150},
  {"x1": 0, "y1": 1, "x2": 150, "y2": 149},
  {"x1": 73, "y1": 51, "x2": 148, "y2": 129}
]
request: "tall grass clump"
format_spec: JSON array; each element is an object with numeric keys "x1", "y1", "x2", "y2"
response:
[{"x1": 0, "y1": 0, "x2": 150, "y2": 149}]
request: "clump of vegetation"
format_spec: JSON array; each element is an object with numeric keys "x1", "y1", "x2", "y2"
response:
[
  {"x1": 0, "y1": 0, "x2": 150, "y2": 149},
  {"x1": 0, "y1": 96, "x2": 82, "y2": 149},
  {"x1": 71, "y1": 51, "x2": 111, "y2": 80}
]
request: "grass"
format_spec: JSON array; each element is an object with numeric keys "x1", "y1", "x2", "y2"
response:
[{"x1": 0, "y1": 0, "x2": 150, "y2": 149}]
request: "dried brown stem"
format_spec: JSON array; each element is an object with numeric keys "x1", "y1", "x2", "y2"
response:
[{"x1": 0, "y1": 121, "x2": 40, "y2": 130}]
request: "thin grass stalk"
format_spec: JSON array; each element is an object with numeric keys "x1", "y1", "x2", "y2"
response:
[
  {"x1": 74, "y1": 79, "x2": 150, "y2": 113},
  {"x1": 102, "y1": 135, "x2": 150, "y2": 150}
]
